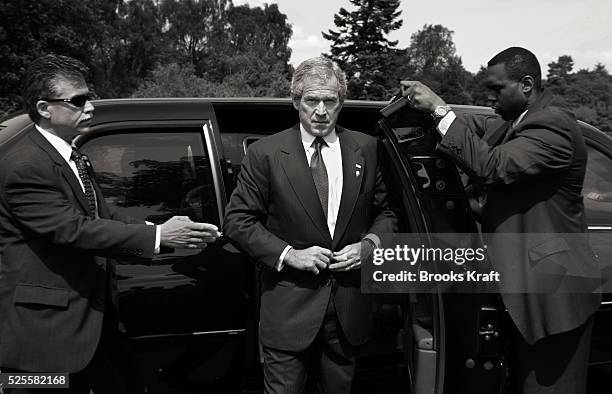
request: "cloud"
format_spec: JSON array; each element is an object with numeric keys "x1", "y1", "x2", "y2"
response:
[{"x1": 290, "y1": 34, "x2": 326, "y2": 50}]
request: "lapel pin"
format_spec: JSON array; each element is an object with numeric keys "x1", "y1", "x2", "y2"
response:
[
  {"x1": 356, "y1": 170, "x2": 360, "y2": 177},
  {"x1": 356, "y1": 164, "x2": 362, "y2": 169}
]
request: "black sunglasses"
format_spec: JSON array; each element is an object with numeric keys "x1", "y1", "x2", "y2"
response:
[{"x1": 42, "y1": 94, "x2": 90, "y2": 108}]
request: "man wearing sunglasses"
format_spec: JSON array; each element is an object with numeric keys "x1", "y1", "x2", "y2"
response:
[{"x1": 0, "y1": 54, "x2": 220, "y2": 393}]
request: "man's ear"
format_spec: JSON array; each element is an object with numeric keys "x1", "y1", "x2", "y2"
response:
[
  {"x1": 520, "y1": 75, "x2": 535, "y2": 95},
  {"x1": 36, "y1": 100, "x2": 51, "y2": 120},
  {"x1": 292, "y1": 97, "x2": 300, "y2": 110}
]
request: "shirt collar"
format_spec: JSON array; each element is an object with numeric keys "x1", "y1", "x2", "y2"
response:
[
  {"x1": 512, "y1": 110, "x2": 528, "y2": 128},
  {"x1": 35, "y1": 124, "x2": 73, "y2": 163},
  {"x1": 299, "y1": 124, "x2": 339, "y2": 151}
]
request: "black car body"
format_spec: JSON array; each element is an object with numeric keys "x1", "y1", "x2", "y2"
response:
[{"x1": 1, "y1": 98, "x2": 611, "y2": 393}]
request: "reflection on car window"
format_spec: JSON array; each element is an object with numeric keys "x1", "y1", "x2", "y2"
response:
[
  {"x1": 82, "y1": 130, "x2": 219, "y2": 226},
  {"x1": 584, "y1": 146, "x2": 612, "y2": 205}
]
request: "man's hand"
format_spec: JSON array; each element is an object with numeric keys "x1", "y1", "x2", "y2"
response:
[
  {"x1": 329, "y1": 242, "x2": 362, "y2": 271},
  {"x1": 160, "y1": 216, "x2": 221, "y2": 249},
  {"x1": 400, "y1": 81, "x2": 447, "y2": 113},
  {"x1": 284, "y1": 246, "x2": 331, "y2": 275}
]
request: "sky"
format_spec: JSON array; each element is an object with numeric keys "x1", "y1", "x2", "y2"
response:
[{"x1": 235, "y1": 0, "x2": 612, "y2": 76}]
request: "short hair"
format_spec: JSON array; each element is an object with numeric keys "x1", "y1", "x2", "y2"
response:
[
  {"x1": 488, "y1": 47, "x2": 541, "y2": 89},
  {"x1": 291, "y1": 57, "x2": 347, "y2": 102},
  {"x1": 21, "y1": 54, "x2": 89, "y2": 123}
]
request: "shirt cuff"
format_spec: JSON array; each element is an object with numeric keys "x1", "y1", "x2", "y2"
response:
[
  {"x1": 437, "y1": 111, "x2": 456, "y2": 136},
  {"x1": 145, "y1": 222, "x2": 161, "y2": 254},
  {"x1": 277, "y1": 245, "x2": 292, "y2": 271}
]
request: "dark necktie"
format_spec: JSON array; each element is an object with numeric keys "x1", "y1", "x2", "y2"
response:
[
  {"x1": 71, "y1": 147, "x2": 97, "y2": 218},
  {"x1": 310, "y1": 137, "x2": 328, "y2": 218}
]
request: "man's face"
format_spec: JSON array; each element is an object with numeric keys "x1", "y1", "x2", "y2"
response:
[
  {"x1": 293, "y1": 76, "x2": 342, "y2": 137},
  {"x1": 486, "y1": 63, "x2": 527, "y2": 121},
  {"x1": 39, "y1": 76, "x2": 94, "y2": 142}
]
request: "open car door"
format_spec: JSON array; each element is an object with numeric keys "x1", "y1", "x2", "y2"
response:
[{"x1": 376, "y1": 97, "x2": 507, "y2": 394}]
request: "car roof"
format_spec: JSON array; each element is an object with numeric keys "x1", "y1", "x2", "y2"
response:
[{"x1": 0, "y1": 98, "x2": 606, "y2": 145}]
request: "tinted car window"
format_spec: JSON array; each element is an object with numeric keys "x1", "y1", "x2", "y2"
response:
[
  {"x1": 584, "y1": 145, "x2": 612, "y2": 284},
  {"x1": 79, "y1": 128, "x2": 246, "y2": 341},
  {"x1": 82, "y1": 130, "x2": 219, "y2": 227},
  {"x1": 584, "y1": 146, "x2": 612, "y2": 216}
]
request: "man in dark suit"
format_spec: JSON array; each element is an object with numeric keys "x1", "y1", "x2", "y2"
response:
[
  {"x1": 0, "y1": 54, "x2": 220, "y2": 393},
  {"x1": 401, "y1": 47, "x2": 601, "y2": 393},
  {"x1": 223, "y1": 57, "x2": 398, "y2": 393}
]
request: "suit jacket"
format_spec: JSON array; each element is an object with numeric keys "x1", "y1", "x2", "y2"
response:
[
  {"x1": 223, "y1": 125, "x2": 398, "y2": 351},
  {"x1": 438, "y1": 90, "x2": 601, "y2": 344},
  {"x1": 0, "y1": 126, "x2": 156, "y2": 372}
]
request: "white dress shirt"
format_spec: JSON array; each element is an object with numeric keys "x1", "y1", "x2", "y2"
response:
[
  {"x1": 276, "y1": 126, "x2": 344, "y2": 270},
  {"x1": 35, "y1": 125, "x2": 160, "y2": 251}
]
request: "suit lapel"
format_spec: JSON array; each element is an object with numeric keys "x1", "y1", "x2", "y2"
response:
[
  {"x1": 279, "y1": 125, "x2": 331, "y2": 242},
  {"x1": 28, "y1": 129, "x2": 91, "y2": 215},
  {"x1": 90, "y1": 172, "x2": 110, "y2": 219},
  {"x1": 332, "y1": 128, "x2": 364, "y2": 245}
]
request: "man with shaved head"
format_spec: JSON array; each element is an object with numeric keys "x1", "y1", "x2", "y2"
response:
[
  {"x1": 224, "y1": 57, "x2": 398, "y2": 393},
  {"x1": 401, "y1": 47, "x2": 600, "y2": 394}
]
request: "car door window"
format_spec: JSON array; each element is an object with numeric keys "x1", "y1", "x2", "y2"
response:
[
  {"x1": 81, "y1": 129, "x2": 219, "y2": 261},
  {"x1": 82, "y1": 130, "x2": 218, "y2": 223},
  {"x1": 583, "y1": 145, "x2": 612, "y2": 291},
  {"x1": 584, "y1": 146, "x2": 612, "y2": 215},
  {"x1": 80, "y1": 128, "x2": 246, "y2": 338}
]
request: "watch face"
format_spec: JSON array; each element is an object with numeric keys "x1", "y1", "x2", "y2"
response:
[{"x1": 435, "y1": 106, "x2": 449, "y2": 117}]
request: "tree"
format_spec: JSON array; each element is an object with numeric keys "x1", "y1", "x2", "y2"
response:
[
  {"x1": 210, "y1": 3, "x2": 293, "y2": 91},
  {"x1": 132, "y1": 54, "x2": 290, "y2": 98},
  {"x1": 323, "y1": 0, "x2": 408, "y2": 99},
  {"x1": 155, "y1": 1, "x2": 292, "y2": 96},
  {"x1": 465, "y1": 66, "x2": 489, "y2": 107},
  {"x1": 132, "y1": 62, "x2": 212, "y2": 97},
  {"x1": 0, "y1": 0, "x2": 123, "y2": 115},
  {"x1": 112, "y1": 0, "x2": 165, "y2": 97},
  {"x1": 407, "y1": 24, "x2": 470, "y2": 104},
  {"x1": 547, "y1": 55, "x2": 574, "y2": 79},
  {"x1": 226, "y1": 3, "x2": 292, "y2": 63},
  {"x1": 159, "y1": 0, "x2": 231, "y2": 72},
  {"x1": 408, "y1": 24, "x2": 457, "y2": 74},
  {"x1": 0, "y1": 0, "x2": 295, "y2": 116},
  {"x1": 593, "y1": 63, "x2": 609, "y2": 76}
]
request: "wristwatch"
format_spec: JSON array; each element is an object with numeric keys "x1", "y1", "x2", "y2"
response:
[{"x1": 431, "y1": 105, "x2": 452, "y2": 122}]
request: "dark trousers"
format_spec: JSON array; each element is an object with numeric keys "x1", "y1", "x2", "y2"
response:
[
  {"x1": 262, "y1": 296, "x2": 356, "y2": 394},
  {"x1": 507, "y1": 315, "x2": 594, "y2": 394},
  {"x1": 4, "y1": 315, "x2": 144, "y2": 394}
]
